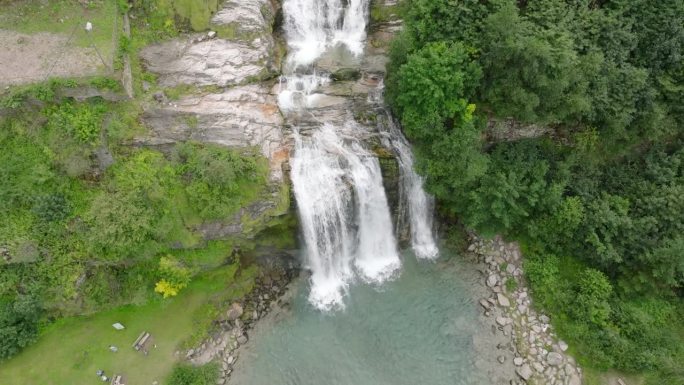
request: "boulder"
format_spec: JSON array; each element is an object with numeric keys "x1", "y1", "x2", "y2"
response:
[
  {"x1": 331, "y1": 68, "x2": 361, "y2": 81},
  {"x1": 514, "y1": 357, "x2": 524, "y2": 366},
  {"x1": 497, "y1": 293, "x2": 511, "y2": 307},
  {"x1": 568, "y1": 374, "x2": 582, "y2": 385},
  {"x1": 227, "y1": 303, "x2": 244, "y2": 321},
  {"x1": 496, "y1": 316, "x2": 511, "y2": 326},
  {"x1": 532, "y1": 362, "x2": 544, "y2": 372},
  {"x1": 516, "y1": 364, "x2": 533, "y2": 381},
  {"x1": 546, "y1": 352, "x2": 563, "y2": 367},
  {"x1": 479, "y1": 299, "x2": 491, "y2": 310}
]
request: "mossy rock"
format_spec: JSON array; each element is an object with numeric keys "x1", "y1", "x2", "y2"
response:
[{"x1": 331, "y1": 68, "x2": 361, "y2": 81}]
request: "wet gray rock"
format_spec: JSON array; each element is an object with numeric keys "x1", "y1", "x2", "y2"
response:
[
  {"x1": 237, "y1": 334, "x2": 248, "y2": 345},
  {"x1": 331, "y1": 68, "x2": 361, "y2": 81},
  {"x1": 546, "y1": 352, "x2": 563, "y2": 367},
  {"x1": 227, "y1": 303, "x2": 244, "y2": 321},
  {"x1": 497, "y1": 293, "x2": 511, "y2": 308},
  {"x1": 496, "y1": 316, "x2": 511, "y2": 326}
]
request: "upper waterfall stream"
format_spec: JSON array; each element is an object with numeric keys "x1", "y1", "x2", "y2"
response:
[{"x1": 282, "y1": 0, "x2": 437, "y2": 309}]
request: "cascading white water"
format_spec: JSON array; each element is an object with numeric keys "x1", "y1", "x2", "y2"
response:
[
  {"x1": 282, "y1": 0, "x2": 435, "y2": 309},
  {"x1": 382, "y1": 117, "x2": 439, "y2": 259},
  {"x1": 277, "y1": 0, "x2": 370, "y2": 110},
  {"x1": 277, "y1": 73, "x2": 331, "y2": 111},
  {"x1": 291, "y1": 124, "x2": 400, "y2": 310},
  {"x1": 282, "y1": 0, "x2": 369, "y2": 67}
]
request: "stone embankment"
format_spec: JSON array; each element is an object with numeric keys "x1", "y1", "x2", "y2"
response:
[
  {"x1": 183, "y1": 260, "x2": 298, "y2": 384},
  {"x1": 468, "y1": 234, "x2": 583, "y2": 385}
]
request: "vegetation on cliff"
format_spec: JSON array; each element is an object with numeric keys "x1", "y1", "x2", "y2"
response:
[
  {"x1": 0, "y1": 79, "x2": 270, "y2": 361},
  {"x1": 386, "y1": 0, "x2": 683, "y2": 383}
]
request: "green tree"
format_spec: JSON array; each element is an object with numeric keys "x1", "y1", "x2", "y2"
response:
[
  {"x1": 0, "y1": 295, "x2": 42, "y2": 360},
  {"x1": 478, "y1": 2, "x2": 591, "y2": 123},
  {"x1": 392, "y1": 41, "x2": 482, "y2": 140},
  {"x1": 155, "y1": 256, "x2": 191, "y2": 298},
  {"x1": 463, "y1": 141, "x2": 564, "y2": 233}
]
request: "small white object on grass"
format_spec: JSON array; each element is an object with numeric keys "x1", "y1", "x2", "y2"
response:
[
  {"x1": 85, "y1": 21, "x2": 93, "y2": 32},
  {"x1": 112, "y1": 322, "x2": 125, "y2": 330}
]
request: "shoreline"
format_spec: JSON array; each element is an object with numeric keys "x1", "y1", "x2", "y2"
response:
[
  {"x1": 467, "y1": 234, "x2": 582, "y2": 385},
  {"x1": 183, "y1": 257, "x2": 300, "y2": 384}
]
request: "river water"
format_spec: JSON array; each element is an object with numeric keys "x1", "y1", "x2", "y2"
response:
[{"x1": 230, "y1": 250, "x2": 490, "y2": 385}]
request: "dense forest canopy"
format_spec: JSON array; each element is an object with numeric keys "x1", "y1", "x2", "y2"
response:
[{"x1": 386, "y1": 0, "x2": 683, "y2": 382}]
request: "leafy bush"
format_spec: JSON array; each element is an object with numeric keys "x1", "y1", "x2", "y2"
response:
[
  {"x1": 173, "y1": 142, "x2": 267, "y2": 220},
  {"x1": 573, "y1": 269, "x2": 613, "y2": 327},
  {"x1": 31, "y1": 194, "x2": 72, "y2": 223},
  {"x1": 45, "y1": 100, "x2": 107, "y2": 144},
  {"x1": 0, "y1": 295, "x2": 42, "y2": 360},
  {"x1": 166, "y1": 363, "x2": 218, "y2": 385},
  {"x1": 155, "y1": 256, "x2": 192, "y2": 298}
]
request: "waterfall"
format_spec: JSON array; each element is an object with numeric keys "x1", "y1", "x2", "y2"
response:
[
  {"x1": 282, "y1": 0, "x2": 435, "y2": 309},
  {"x1": 382, "y1": 117, "x2": 439, "y2": 259},
  {"x1": 282, "y1": 0, "x2": 369, "y2": 67},
  {"x1": 291, "y1": 124, "x2": 400, "y2": 310}
]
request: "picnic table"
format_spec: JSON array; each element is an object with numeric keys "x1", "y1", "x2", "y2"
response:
[
  {"x1": 110, "y1": 374, "x2": 125, "y2": 385},
  {"x1": 132, "y1": 331, "x2": 151, "y2": 351}
]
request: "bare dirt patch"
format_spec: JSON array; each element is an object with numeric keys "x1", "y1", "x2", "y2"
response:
[{"x1": 0, "y1": 29, "x2": 109, "y2": 86}]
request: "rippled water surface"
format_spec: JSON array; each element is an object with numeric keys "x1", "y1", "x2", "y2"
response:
[{"x1": 230, "y1": 250, "x2": 488, "y2": 385}]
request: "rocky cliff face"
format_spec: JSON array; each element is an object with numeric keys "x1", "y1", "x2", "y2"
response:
[
  {"x1": 136, "y1": 0, "x2": 292, "y2": 243},
  {"x1": 138, "y1": 0, "x2": 287, "y2": 181},
  {"x1": 136, "y1": 0, "x2": 405, "y2": 240}
]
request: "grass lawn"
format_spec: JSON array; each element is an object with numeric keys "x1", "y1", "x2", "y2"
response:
[
  {"x1": 0, "y1": 264, "x2": 257, "y2": 385},
  {"x1": 0, "y1": 0, "x2": 119, "y2": 61}
]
